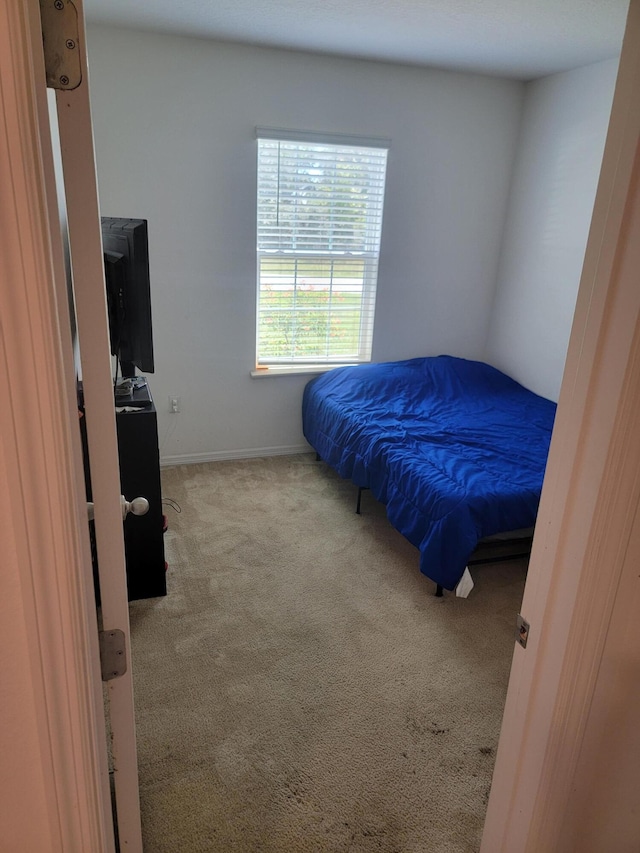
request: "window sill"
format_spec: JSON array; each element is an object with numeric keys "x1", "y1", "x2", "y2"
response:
[{"x1": 250, "y1": 364, "x2": 358, "y2": 378}]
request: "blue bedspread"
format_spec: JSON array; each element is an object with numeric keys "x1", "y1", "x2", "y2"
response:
[{"x1": 302, "y1": 356, "x2": 556, "y2": 590}]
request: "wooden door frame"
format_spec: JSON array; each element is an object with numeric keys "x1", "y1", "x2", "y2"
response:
[
  {"x1": 0, "y1": 1, "x2": 114, "y2": 849},
  {"x1": 482, "y1": 1, "x2": 640, "y2": 848}
]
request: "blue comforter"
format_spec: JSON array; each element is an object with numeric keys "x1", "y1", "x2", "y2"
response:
[{"x1": 302, "y1": 356, "x2": 556, "y2": 590}]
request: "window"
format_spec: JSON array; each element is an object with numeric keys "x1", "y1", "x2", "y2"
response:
[{"x1": 256, "y1": 129, "x2": 389, "y2": 369}]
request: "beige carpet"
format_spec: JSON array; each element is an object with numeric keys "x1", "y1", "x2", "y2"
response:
[{"x1": 129, "y1": 454, "x2": 526, "y2": 852}]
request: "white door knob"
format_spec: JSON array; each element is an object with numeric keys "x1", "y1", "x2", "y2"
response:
[
  {"x1": 87, "y1": 498, "x2": 149, "y2": 521},
  {"x1": 121, "y1": 495, "x2": 150, "y2": 520}
]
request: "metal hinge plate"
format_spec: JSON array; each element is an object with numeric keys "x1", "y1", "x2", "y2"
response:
[
  {"x1": 516, "y1": 614, "x2": 530, "y2": 648},
  {"x1": 99, "y1": 629, "x2": 127, "y2": 681},
  {"x1": 39, "y1": 0, "x2": 82, "y2": 90}
]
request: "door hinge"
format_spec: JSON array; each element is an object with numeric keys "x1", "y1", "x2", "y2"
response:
[
  {"x1": 99, "y1": 629, "x2": 127, "y2": 681},
  {"x1": 39, "y1": 0, "x2": 82, "y2": 90},
  {"x1": 516, "y1": 614, "x2": 530, "y2": 648}
]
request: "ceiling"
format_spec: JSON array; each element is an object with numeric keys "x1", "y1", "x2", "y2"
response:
[{"x1": 83, "y1": 0, "x2": 628, "y2": 80}]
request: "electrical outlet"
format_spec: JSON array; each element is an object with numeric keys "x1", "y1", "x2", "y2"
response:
[{"x1": 169, "y1": 396, "x2": 180, "y2": 413}]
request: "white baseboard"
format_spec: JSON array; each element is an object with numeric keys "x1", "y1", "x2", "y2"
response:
[{"x1": 160, "y1": 443, "x2": 312, "y2": 467}]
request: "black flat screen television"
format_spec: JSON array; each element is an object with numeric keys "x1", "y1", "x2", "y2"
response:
[{"x1": 101, "y1": 217, "x2": 154, "y2": 378}]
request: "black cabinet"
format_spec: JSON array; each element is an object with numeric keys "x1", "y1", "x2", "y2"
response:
[{"x1": 116, "y1": 386, "x2": 167, "y2": 600}]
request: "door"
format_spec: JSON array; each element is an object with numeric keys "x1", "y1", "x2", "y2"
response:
[
  {"x1": 481, "y1": 1, "x2": 640, "y2": 849},
  {"x1": 15, "y1": 1, "x2": 143, "y2": 849}
]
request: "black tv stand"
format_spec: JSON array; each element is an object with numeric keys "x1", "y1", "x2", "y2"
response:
[{"x1": 115, "y1": 381, "x2": 167, "y2": 600}]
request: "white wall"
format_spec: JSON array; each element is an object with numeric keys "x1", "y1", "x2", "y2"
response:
[
  {"x1": 86, "y1": 26, "x2": 523, "y2": 462},
  {"x1": 484, "y1": 60, "x2": 618, "y2": 402}
]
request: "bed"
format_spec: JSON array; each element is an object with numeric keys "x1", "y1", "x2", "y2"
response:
[{"x1": 302, "y1": 355, "x2": 556, "y2": 592}]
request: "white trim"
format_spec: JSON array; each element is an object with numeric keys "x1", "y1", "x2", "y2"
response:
[
  {"x1": 255, "y1": 125, "x2": 391, "y2": 149},
  {"x1": 160, "y1": 444, "x2": 312, "y2": 467}
]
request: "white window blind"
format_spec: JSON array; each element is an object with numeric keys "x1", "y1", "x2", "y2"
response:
[{"x1": 256, "y1": 131, "x2": 389, "y2": 367}]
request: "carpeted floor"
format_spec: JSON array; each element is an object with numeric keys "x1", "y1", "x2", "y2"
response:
[{"x1": 128, "y1": 454, "x2": 526, "y2": 852}]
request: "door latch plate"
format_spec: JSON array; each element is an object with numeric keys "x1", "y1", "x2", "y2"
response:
[{"x1": 516, "y1": 614, "x2": 530, "y2": 648}]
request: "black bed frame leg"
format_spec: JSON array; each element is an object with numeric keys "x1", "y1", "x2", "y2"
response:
[
  {"x1": 356, "y1": 486, "x2": 370, "y2": 514},
  {"x1": 435, "y1": 584, "x2": 444, "y2": 598},
  {"x1": 315, "y1": 452, "x2": 321, "y2": 462}
]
